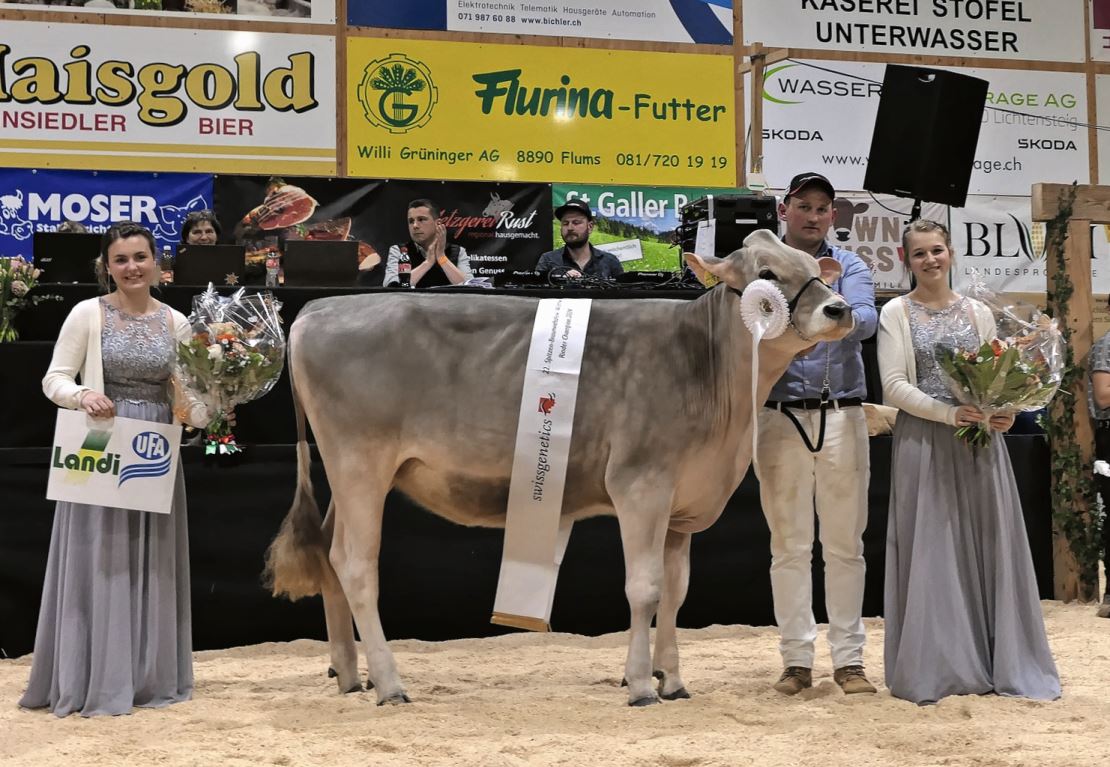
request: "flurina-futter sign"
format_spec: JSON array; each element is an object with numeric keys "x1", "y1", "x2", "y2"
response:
[
  {"x1": 346, "y1": 38, "x2": 736, "y2": 185},
  {"x1": 0, "y1": 22, "x2": 336, "y2": 175}
]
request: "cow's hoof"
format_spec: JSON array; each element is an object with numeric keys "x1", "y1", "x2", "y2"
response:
[
  {"x1": 661, "y1": 687, "x2": 691, "y2": 701},
  {"x1": 629, "y1": 695, "x2": 660, "y2": 707},
  {"x1": 377, "y1": 692, "x2": 412, "y2": 706},
  {"x1": 365, "y1": 677, "x2": 375, "y2": 690},
  {"x1": 620, "y1": 677, "x2": 627, "y2": 687},
  {"x1": 341, "y1": 683, "x2": 363, "y2": 694},
  {"x1": 327, "y1": 667, "x2": 337, "y2": 678},
  {"x1": 653, "y1": 670, "x2": 664, "y2": 680}
]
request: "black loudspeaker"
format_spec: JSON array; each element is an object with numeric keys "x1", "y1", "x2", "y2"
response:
[{"x1": 864, "y1": 65, "x2": 988, "y2": 208}]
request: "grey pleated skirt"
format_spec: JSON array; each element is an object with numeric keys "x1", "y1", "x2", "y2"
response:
[
  {"x1": 884, "y1": 411, "x2": 1060, "y2": 705},
  {"x1": 20, "y1": 399, "x2": 193, "y2": 717}
]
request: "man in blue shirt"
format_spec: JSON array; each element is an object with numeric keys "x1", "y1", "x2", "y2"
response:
[{"x1": 757, "y1": 172, "x2": 879, "y2": 695}]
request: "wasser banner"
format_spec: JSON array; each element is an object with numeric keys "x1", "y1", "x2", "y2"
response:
[
  {"x1": 47, "y1": 410, "x2": 181, "y2": 515},
  {"x1": 756, "y1": 60, "x2": 1087, "y2": 196},
  {"x1": 0, "y1": 22, "x2": 336, "y2": 175},
  {"x1": 347, "y1": 38, "x2": 736, "y2": 185},
  {"x1": 742, "y1": 0, "x2": 1084, "y2": 64},
  {"x1": 349, "y1": 0, "x2": 733, "y2": 45}
]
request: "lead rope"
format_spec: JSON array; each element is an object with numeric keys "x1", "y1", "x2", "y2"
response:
[{"x1": 778, "y1": 347, "x2": 832, "y2": 453}]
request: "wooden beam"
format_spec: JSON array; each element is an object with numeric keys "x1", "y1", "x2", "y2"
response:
[
  {"x1": 1032, "y1": 183, "x2": 1110, "y2": 223},
  {"x1": 1047, "y1": 217, "x2": 1098, "y2": 601},
  {"x1": 740, "y1": 44, "x2": 788, "y2": 178}
]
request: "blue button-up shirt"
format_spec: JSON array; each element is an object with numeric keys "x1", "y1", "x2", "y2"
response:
[{"x1": 768, "y1": 241, "x2": 878, "y2": 402}]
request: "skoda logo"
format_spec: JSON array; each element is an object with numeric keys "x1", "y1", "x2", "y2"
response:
[{"x1": 357, "y1": 53, "x2": 438, "y2": 134}]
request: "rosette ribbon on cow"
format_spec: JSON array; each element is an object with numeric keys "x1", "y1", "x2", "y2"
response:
[{"x1": 175, "y1": 286, "x2": 285, "y2": 455}]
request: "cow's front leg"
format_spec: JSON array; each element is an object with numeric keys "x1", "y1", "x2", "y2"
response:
[
  {"x1": 616, "y1": 500, "x2": 669, "y2": 706},
  {"x1": 330, "y1": 497, "x2": 409, "y2": 705},
  {"x1": 653, "y1": 528, "x2": 692, "y2": 700}
]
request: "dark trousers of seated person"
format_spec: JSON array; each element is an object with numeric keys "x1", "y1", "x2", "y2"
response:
[{"x1": 1096, "y1": 425, "x2": 1110, "y2": 596}]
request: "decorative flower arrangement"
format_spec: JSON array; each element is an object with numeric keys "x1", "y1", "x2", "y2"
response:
[
  {"x1": 175, "y1": 286, "x2": 285, "y2": 455},
  {"x1": 0, "y1": 255, "x2": 60, "y2": 343}
]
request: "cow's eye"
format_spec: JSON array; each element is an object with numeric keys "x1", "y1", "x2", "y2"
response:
[{"x1": 758, "y1": 269, "x2": 778, "y2": 281}]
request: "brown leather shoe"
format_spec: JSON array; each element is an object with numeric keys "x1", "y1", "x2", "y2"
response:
[
  {"x1": 773, "y1": 666, "x2": 812, "y2": 695},
  {"x1": 834, "y1": 665, "x2": 877, "y2": 694}
]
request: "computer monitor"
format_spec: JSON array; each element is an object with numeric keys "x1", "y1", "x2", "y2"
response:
[
  {"x1": 281, "y1": 240, "x2": 359, "y2": 288},
  {"x1": 33, "y1": 232, "x2": 101, "y2": 283},
  {"x1": 173, "y1": 244, "x2": 247, "y2": 286}
]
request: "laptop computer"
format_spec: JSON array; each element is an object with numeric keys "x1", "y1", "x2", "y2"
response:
[
  {"x1": 173, "y1": 244, "x2": 247, "y2": 286},
  {"x1": 281, "y1": 240, "x2": 359, "y2": 288},
  {"x1": 33, "y1": 232, "x2": 101, "y2": 283}
]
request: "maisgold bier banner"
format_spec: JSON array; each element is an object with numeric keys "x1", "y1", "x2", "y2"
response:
[
  {"x1": 346, "y1": 38, "x2": 737, "y2": 185},
  {"x1": 0, "y1": 22, "x2": 337, "y2": 175}
]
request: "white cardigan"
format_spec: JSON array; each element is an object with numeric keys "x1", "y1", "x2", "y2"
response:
[
  {"x1": 42, "y1": 296, "x2": 208, "y2": 428},
  {"x1": 877, "y1": 295, "x2": 997, "y2": 426}
]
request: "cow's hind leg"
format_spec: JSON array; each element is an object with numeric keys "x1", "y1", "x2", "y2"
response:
[
  {"x1": 614, "y1": 491, "x2": 670, "y2": 707},
  {"x1": 653, "y1": 529, "x2": 692, "y2": 700},
  {"x1": 320, "y1": 500, "x2": 362, "y2": 693},
  {"x1": 329, "y1": 480, "x2": 409, "y2": 705}
]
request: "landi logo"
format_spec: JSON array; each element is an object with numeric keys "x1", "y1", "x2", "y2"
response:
[
  {"x1": 762, "y1": 64, "x2": 882, "y2": 106},
  {"x1": 52, "y1": 428, "x2": 172, "y2": 486},
  {"x1": 0, "y1": 45, "x2": 318, "y2": 127},
  {"x1": 356, "y1": 54, "x2": 438, "y2": 134}
]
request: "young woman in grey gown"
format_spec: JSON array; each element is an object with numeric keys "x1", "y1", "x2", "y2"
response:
[
  {"x1": 877, "y1": 219, "x2": 1060, "y2": 705},
  {"x1": 21, "y1": 222, "x2": 209, "y2": 717}
]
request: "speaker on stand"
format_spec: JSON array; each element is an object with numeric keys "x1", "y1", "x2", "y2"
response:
[{"x1": 863, "y1": 65, "x2": 989, "y2": 221}]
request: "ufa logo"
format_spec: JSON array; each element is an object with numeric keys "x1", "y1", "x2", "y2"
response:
[
  {"x1": 118, "y1": 431, "x2": 172, "y2": 487},
  {"x1": 356, "y1": 53, "x2": 438, "y2": 134}
]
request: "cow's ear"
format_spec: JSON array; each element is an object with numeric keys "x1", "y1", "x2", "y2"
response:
[
  {"x1": 817, "y1": 256, "x2": 842, "y2": 285},
  {"x1": 684, "y1": 252, "x2": 722, "y2": 287}
]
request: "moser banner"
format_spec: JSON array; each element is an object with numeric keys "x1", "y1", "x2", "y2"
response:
[
  {"x1": 742, "y1": 0, "x2": 1084, "y2": 63},
  {"x1": 553, "y1": 183, "x2": 742, "y2": 271},
  {"x1": 0, "y1": 168, "x2": 212, "y2": 261},
  {"x1": 47, "y1": 410, "x2": 181, "y2": 515},
  {"x1": 0, "y1": 0, "x2": 335, "y2": 23},
  {"x1": 756, "y1": 60, "x2": 1087, "y2": 196},
  {"x1": 0, "y1": 22, "x2": 336, "y2": 175},
  {"x1": 346, "y1": 38, "x2": 736, "y2": 185},
  {"x1": 349, "y1": 0, "x2": 733, "y2": 44},
  {"x1": 951, "y1": 195, "x2": 1110, "y2": 294}
]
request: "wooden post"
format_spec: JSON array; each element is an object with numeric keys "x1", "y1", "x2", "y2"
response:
[{"x1": 737, "y1": 44, "x2": 789, "y2": 184}]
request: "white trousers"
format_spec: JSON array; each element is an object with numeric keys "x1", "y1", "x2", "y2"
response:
[{"x1": 756, "y1": 404, "x2": 870, "y2": 669}]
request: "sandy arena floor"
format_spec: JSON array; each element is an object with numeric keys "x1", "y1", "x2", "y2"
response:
[{"x1": 3, "y1": 599, "x2": 1109, "y2": 767}]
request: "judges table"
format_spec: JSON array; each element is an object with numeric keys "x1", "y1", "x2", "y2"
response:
[{"x1": 0, "y1": 283, "x2": 1054, "y2": 658}]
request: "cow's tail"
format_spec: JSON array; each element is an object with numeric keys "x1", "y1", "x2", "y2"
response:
[{"x1": 262, "y1": 371, "x2": 340, "y2": 601}]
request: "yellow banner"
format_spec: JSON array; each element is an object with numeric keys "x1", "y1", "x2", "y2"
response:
[{"x1": 347, "y1": 38, "x2": 736, "y2": 186}]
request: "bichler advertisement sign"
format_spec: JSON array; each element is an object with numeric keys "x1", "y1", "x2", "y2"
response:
[
  {"x1": 742, "y1": 0, "x2": 1084, "y2": 64},
  {"x1": 0, "y1": 22, "x2": 336, "y2": 175}
]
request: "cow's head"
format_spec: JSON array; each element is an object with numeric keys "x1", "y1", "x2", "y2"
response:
[{"x1": 685, "y1": 229, "x2": 853, "y2": 344}]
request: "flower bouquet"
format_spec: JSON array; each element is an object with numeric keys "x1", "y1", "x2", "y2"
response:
[
  {"x1": 0, "y1": 255, "x2": 60, "y2": 342},
  {"x1": 175, "y1": 286, "x2": 285, "y2": 455},
  {"x1": 934, "y1": 288, "x2": 1064, "y2": 448}
]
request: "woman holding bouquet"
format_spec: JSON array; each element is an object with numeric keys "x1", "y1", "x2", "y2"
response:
[
  {"x1": 21, "y1": 221, "x2": 209, "y2": 717},
  {"x1": 877, "y1": 218, "x2": 1059, "y2": 705}
]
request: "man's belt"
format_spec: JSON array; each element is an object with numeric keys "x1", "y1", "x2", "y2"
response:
[{"x1": 765, "y1": 397, "x2": 863, "y2": 411}]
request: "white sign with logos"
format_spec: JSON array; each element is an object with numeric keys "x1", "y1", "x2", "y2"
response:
[
  {"x1": 742, "y1": 0, "x2": 1084, "y2": 63},
  {"x1": 47, "y1": 410, "x2": 181, "y2": 515},
  {"x1": 0, "y1": 21, "x2": 337, "y2": 175},
  {"x1": 755, "y1": 60, "x2": 1088, "y2": 198},
  {"x1": 951, "y1": 195, "x2": 1110, "y2": 294}
]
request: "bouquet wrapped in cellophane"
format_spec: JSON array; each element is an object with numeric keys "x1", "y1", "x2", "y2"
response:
[
  {"x1": 934, "y1": 280, "x2": 1064, "y2": 448},
  {"x1": 175, "y1": 286, "x2": 285, "y2": 455}
]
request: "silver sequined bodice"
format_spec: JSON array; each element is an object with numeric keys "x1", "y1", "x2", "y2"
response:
[
  {"x1": 100, "y1": 297, "x2": 174, "y2": 404},
  {"x1": 907, "y1": 296, "x2": 981, "y2": 404}
]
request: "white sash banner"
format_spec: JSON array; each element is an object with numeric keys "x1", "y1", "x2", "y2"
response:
[
  {"x1": 492, "y1": 298, "x2": 592, "y2": 631},
  {"x1": 46, "y1": 410, "x2": 181, "y2": 515}
]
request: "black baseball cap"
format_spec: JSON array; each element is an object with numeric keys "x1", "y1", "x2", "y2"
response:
[
  {"x1": 554, "y1": 199, "x2": 594, "y2": 220},
  {"x1": 785, "y1": 172, "x2": 835, "y2": 200}
]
